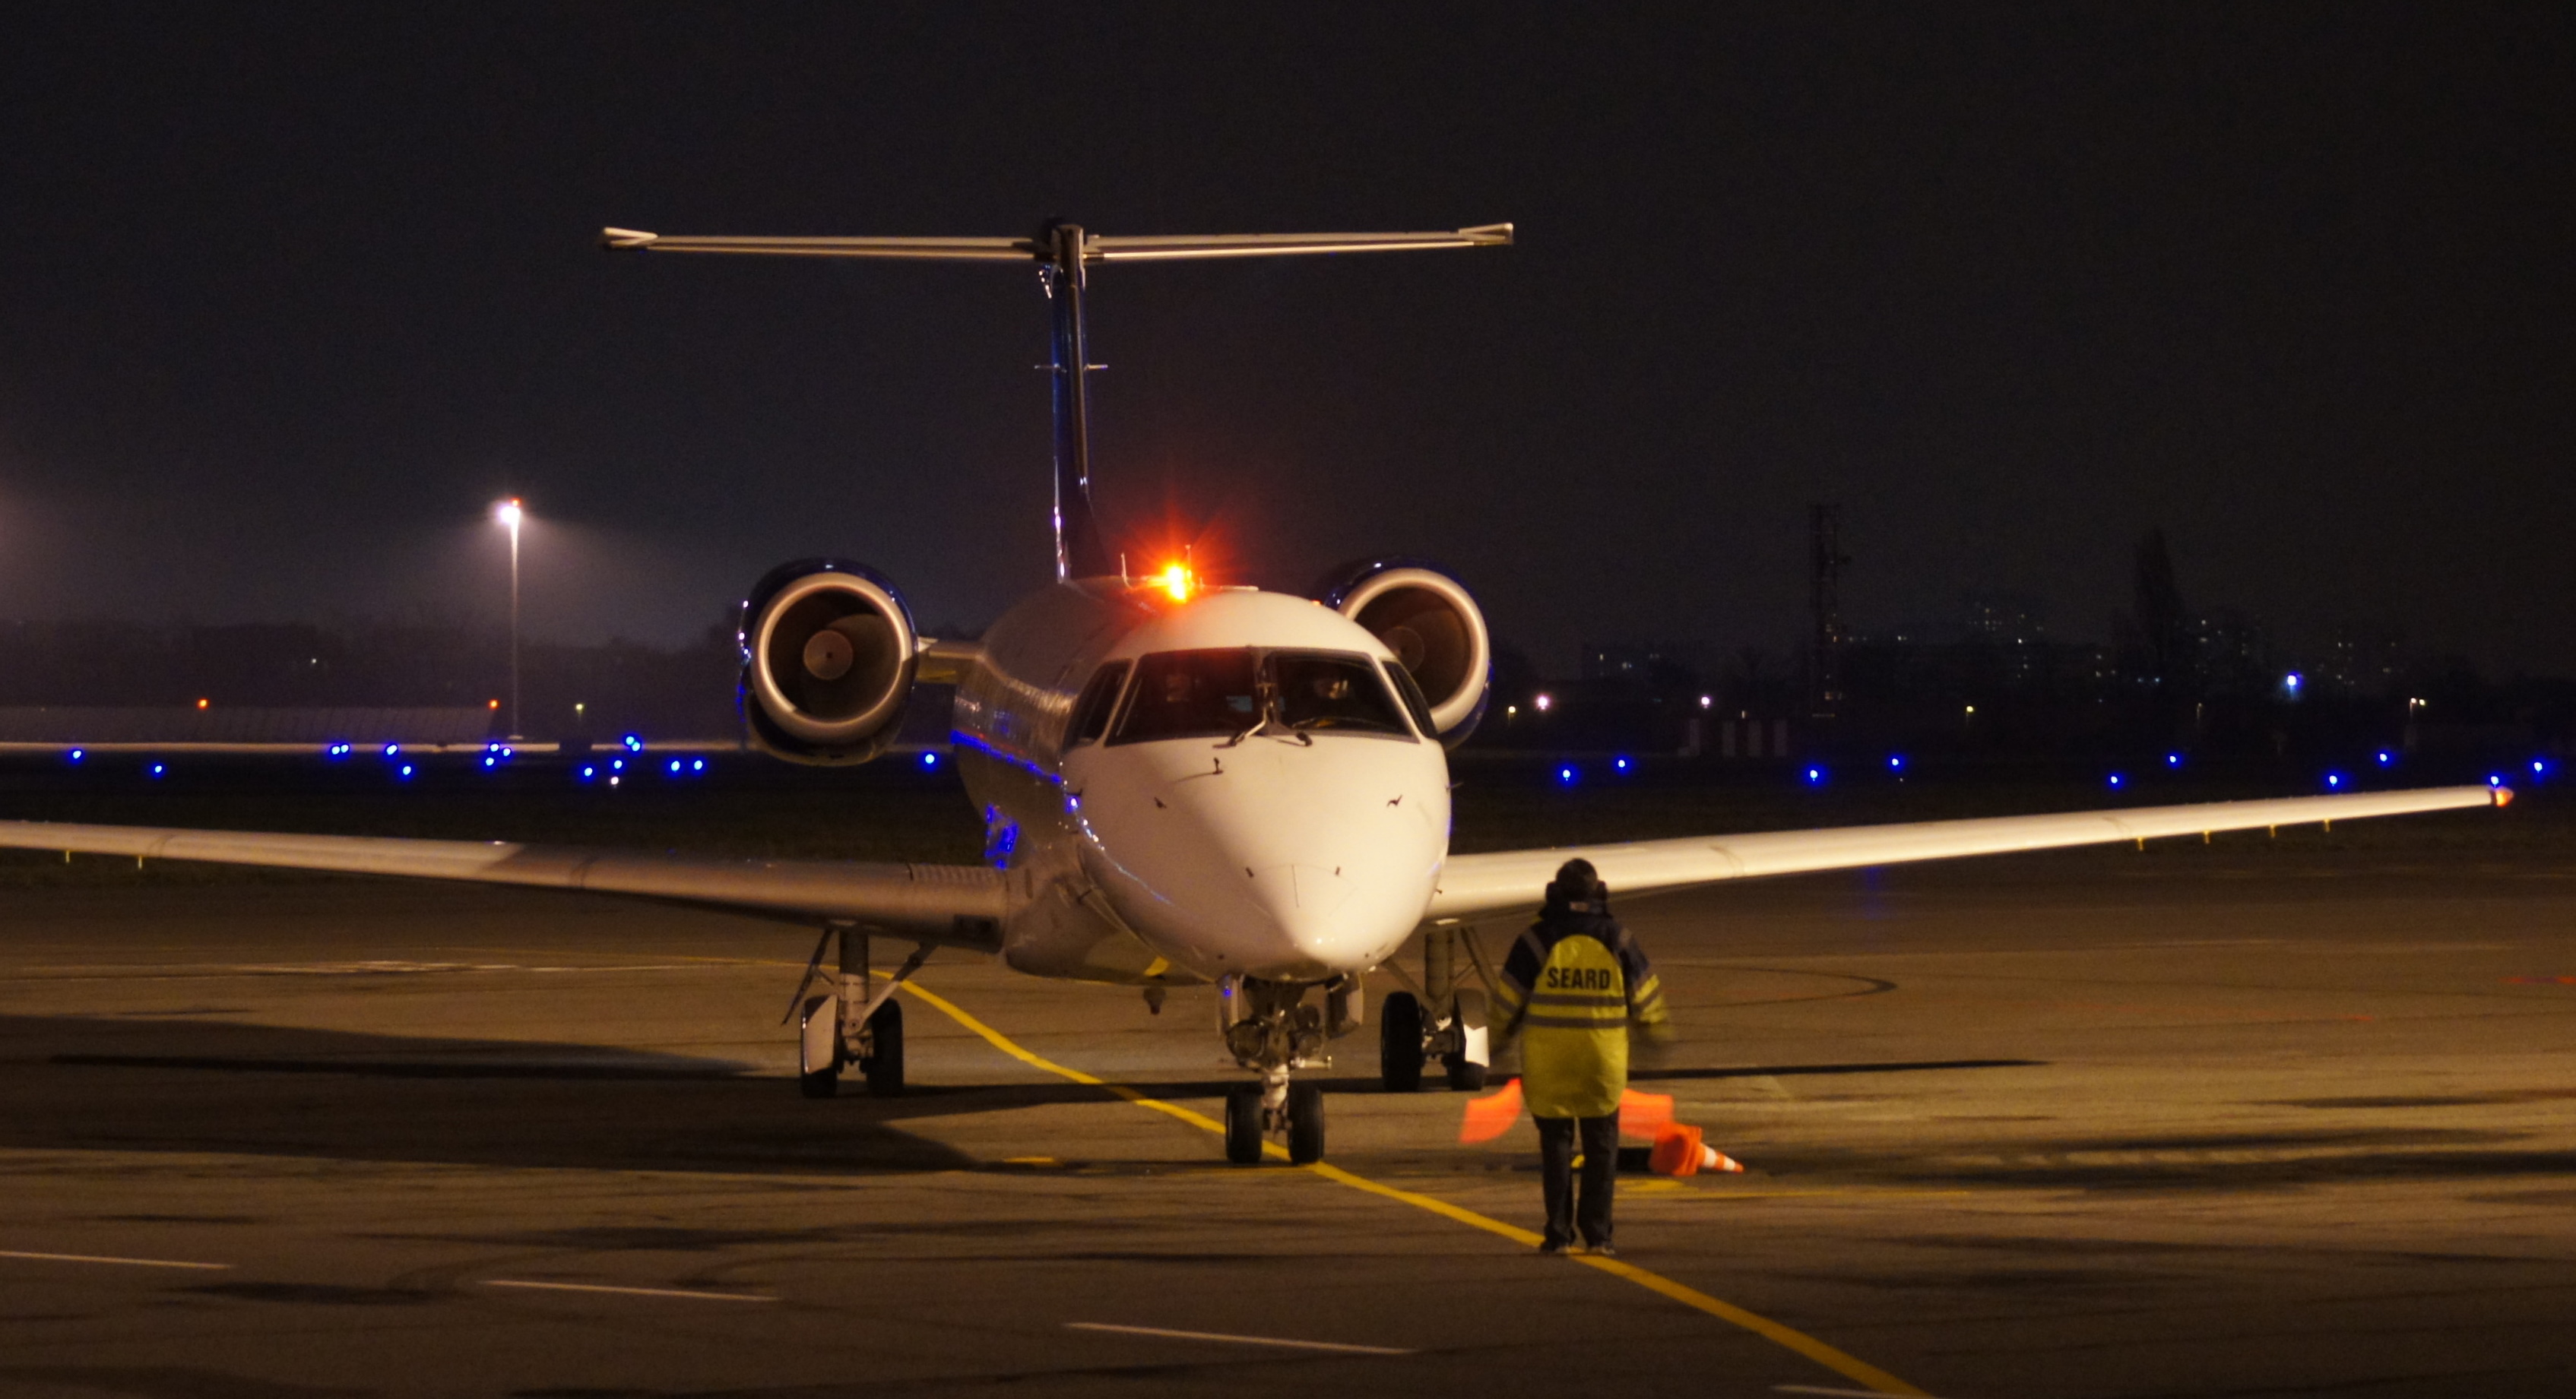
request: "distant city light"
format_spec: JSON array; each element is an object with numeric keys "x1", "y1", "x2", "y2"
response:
[
  {"x1": 195, "y1": 698, "x2": 208, "y2": 710},
  {"x1": 1697, "y1": 695, "x2": 1713, "y2": 709},
  {"x1": 493, "y1": 498, "x2": 524, "y2": 531},
  {"x1": 1533, "y1": 694, "x2": 1553, "y2": 713}
]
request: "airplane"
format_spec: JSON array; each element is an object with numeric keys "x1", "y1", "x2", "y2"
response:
[{"x1": 0, "y1": 220, "x2": 2513, "y2": 1165}]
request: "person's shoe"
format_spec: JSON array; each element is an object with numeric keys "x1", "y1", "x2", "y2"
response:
[
  {"x1": 1587, "y1": 1243, "x2": 1618, "y2": 1258},
  {"x1": 1538, "y1": 1239, "x2": 1571, "y2": 1256}
]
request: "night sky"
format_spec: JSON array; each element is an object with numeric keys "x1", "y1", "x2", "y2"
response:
[{"x1": 3, "y1": 5, "x2": 2569, "y2": 675}]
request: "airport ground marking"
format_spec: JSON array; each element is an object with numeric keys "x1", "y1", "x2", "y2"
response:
[
  {"x1": 1066, "y1": 1321, "x2": 1412, "y2": 1355},
  {"x1": 0, "y1": 1249, "x2": 230, "y2": 1270},
  {"x1": 893, "y1": 976, "x2": 1928, "y2": 1397},
  {"x1": 482, "y1": 1279, "x2": 775, "y2": 1302}
]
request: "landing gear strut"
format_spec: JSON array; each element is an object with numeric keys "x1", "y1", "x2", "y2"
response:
[
  {"x1": 791, "y1": 923, "x2": 926, "y2": 1098},
  {"x1": 1218, "y1": 976, "x2": 1341, "y2": 1164},
  {"x1": 1378, "y1": 926, "x2": 1491, "y2": 1092}
]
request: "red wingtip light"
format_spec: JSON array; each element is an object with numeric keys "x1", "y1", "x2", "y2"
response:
[
  {"x1": 195, "y1": 698, "x2": 209, "y2": 710},
  {"x1": 2495, "y1": 787, "x2": 2516, "y2": 807}
]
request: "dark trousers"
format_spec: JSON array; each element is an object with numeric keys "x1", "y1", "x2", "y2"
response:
[{"x1": 1536, "y1": 1113, "x2": 1619, "y2": 1249}]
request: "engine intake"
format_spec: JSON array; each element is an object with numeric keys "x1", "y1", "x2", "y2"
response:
[
  {"x1": 1318, "y1": 559, "x2": 1491, "y2": 748},
  {"x1": 740, "y1": 559, "x2": 917, "y2": 764}
]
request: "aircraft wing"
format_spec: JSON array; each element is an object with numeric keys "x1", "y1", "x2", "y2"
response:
[
  {"x1": 1425, "y1": 784, "x2": 2510, "y2": 925},
  {"x1": 0, "y1": 821, "x2": 1012, "y2": 948}
]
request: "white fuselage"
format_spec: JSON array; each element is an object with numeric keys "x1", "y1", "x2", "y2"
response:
[{"x1": 949, "y1": 581, "x2": 1452, "y2": 987}]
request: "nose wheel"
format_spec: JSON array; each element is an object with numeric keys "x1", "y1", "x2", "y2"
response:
[{"x1": 1218, "y1": 977, "x2": 1335, "y2": 1165}]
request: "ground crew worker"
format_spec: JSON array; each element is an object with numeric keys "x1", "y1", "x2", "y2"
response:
[{"x1": 1494, "y1": 857, "x2": 1672, "y2": 1256}]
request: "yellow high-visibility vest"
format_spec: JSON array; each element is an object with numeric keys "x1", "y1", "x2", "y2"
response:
[{"x1": 1519, "y1": 931, "x2": 1630, "y2": 1119}]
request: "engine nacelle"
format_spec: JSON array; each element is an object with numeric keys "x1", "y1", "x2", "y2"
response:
[
  {"x1": 739, "y1": 559, "x2": 918, "y2": 765},
  {"x1": 1317, "y1": 559, "x2": 1491, "y2": 749}
]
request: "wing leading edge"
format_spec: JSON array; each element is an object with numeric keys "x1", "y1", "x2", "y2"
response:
[
  {"x1": 0, "y1": 821, "x2": 1012, "y2": 948},
  {"x1": 1427, "y1": 784, "x2": 2509, "y2": 925}
]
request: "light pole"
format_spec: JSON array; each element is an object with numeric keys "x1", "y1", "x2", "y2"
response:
[{"x1": 494, "y1": 498, "x2": 524, "y2": 739}]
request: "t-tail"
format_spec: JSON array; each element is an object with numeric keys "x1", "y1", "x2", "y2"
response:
[{"x1": 601, "y1": 220, "x2": 1511, "y2": 581}]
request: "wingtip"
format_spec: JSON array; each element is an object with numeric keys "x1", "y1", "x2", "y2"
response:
[
  {"x1": 2495, "y1": 786, "x2": 2516, "y2": 807},
  {"x1": 599, "y1": 226, "x2": 659, "y2": 250},
  {"x1": 1462, "y1": 221, "x2": 1515, "y2": 245}
]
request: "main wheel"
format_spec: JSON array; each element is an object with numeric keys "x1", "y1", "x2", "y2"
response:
[
  {"x1": 861, "y1": 999, "x2": 905, "y2": 1096},
  {"x1": 1286, "y1": 1082, "x2": 1326, "y2": 1164},
  {"x1": 1223, "y1": 1086, "x2": 1264, "y2": 1164},
  {"x1": 1380, "y1": 991, "x2": 1425, "y2": 1092}
]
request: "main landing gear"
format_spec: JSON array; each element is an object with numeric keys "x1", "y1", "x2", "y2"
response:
[
  {"x1": 1378, "y1": 926, "x2": 1492, "y2": 1094},
  {"x1": 791, "y1": 923, "x2": 927, "y2": 1098},
  {"x1": 1216, "y1": 975, "x2": 1358, "y2": 1165}
]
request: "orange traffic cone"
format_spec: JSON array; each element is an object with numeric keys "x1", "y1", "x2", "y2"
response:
[
  {"x1": 1649, "y1": 1123, "x2": 1746, "y2": 1176},
  {"x1": 1459, "y1": 1078, "x2": 1525, "y2": 1143}
]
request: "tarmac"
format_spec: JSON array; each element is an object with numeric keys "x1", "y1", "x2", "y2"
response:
[{"x1": 2, "y1": 839, "x2": 2572, "y2": 1397}]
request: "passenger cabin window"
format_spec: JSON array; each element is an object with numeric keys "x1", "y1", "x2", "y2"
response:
[
  {"x1": 1111, "y1": 648, "x2": 1416, "y2": 744},
  {"x1": 1272, "y1": 653, "x2": 1411, "y2": 736},
  {"x1": 1114, "y1": 649, "x2": 1262, "y2": 743},
  {"x1": 1065, "y1": 660, "x2": 1130, "y2": 745}
]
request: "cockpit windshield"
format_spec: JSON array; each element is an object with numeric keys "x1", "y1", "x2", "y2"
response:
[{"x1": 1111, "y1": 648, "x2": 1415, "y2": 745}]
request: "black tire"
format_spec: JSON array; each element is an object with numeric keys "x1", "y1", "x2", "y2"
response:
[
  {"x1": 797, "y1": 1066, "x2": 839, "y2": 1099},
  {"x1": 1445, "y1": 1053, "x2": 1488, "y2": 1092},
  {"x1": 1380, "y1": 992, "x2": 1425, "y2": 1092},
  {"x1": 862, "y1": 999, "x2": 905, "y2": 1096},
  {"x1": 1224, "y1": 1086, "x2": 1264, "y2": 1164},
  {"x1": 1287, "y1": 1081, "x2": 1326, "y2": 1164}
]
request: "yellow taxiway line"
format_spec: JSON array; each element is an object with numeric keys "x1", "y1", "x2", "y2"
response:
[{"x1": 893, "y1": 976, "x2": 1927, "y2": 1397}]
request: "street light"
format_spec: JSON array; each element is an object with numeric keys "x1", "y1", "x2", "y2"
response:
[{"x1": 494, "y1": 498, "x2": 524, "y2": 739}]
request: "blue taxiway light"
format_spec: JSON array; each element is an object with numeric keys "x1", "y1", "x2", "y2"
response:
[
  {"x1": 482, "y1": 756, "x2": 496, "y2": 769},
  {"x1": 2534, "y1": 759, "x2": 2551, "y2": 777},
  {"x1": 1887, "y1": 755, "x2": 1904, "y2": 771},
  {"x1": 578, "y1": 765, "x2": 597, "y2": 781},
  {"x1": 2109, "y1": 773, "x2": 2124, "y2": 787},
  {"x1": 921, "y1": 752, "x2": 940, "y2": 769},
  {"x1": 398, "y1": 764, "x2": 415, "y2": 780},
  {"x1": 2326, "y1": 772, "x2": 2344, "y2": 789},
  {"x1": 2166, "y1": 752, "x2": 2183, "y2": 768},
  {"x1": 2489, "y1": 774, "x2": 2505, "y2": 787},
  {"x1": 382, "y1": 743, "x2": 400, "y2": 758},
  {"x1": 2376, "y1": 751, "x2": 2395, "y2": 766},
  {"x1": 66, "y1": 749, "x2": 83, "y2": 763},
  {"x1": 1557, "y1": 765, "x2": 1577, "y2": 787},
  {"x1": 610, "y1": 758, "x2": 624, "y2": 772},
  {"x1": 148, "y1": 763, "x2": 166, "y2": 779},
  {"x1": 1804, "y1": 766, "x2": 1824, "y2": 785},
  {"x1": 692, "y1": 758, "x2": 705, "y2": 773},
  {"x1": 622, "y1": 734, "x2": 643, "y2": 752},
  {"x1": 1614, "y1": 756, "x2": 1632, "y2": 773}
]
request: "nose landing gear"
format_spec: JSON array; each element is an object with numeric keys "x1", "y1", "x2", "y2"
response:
[{"x1": 1218, "y1": 976, "x2": 1337, "y2": 1164}]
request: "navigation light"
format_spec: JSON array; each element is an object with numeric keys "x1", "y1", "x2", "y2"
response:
[{"x1": 1156, "y1": 562, "x2": 1193, "y2": 603}]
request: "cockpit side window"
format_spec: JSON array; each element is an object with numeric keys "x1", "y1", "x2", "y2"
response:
[
  {"x1": 1272, "y1": 652, "x2": 1412, "y2": 736},
  {"x1": 1065, "y1": 660, "x2": 1131, "y2": 746},
  {"x1": 1383, "y1": 661, "x2": 1438, "y2": 739},
  {"x1": 1112, "y1": 649, "x2": 1261, "y2": 744}
]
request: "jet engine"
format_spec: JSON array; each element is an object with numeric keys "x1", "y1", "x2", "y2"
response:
[
  {"x1": 1317, "y1": 559, "x2": 1491, "y2": 749},
  {"x1": 739, "y1": 559, "x2": 919, "y2": 764}
]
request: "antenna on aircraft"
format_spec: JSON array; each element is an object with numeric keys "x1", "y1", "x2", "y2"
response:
[{"x1": 600, "y1": 220, "x2": 1513, "y2": 581}]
